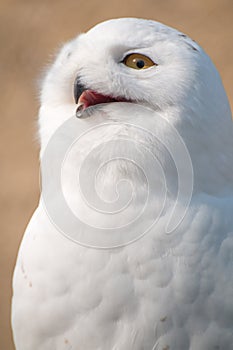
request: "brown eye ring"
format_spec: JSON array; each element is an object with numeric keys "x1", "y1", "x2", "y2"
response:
[{"x1": 123, "y1": 53, "x2": 157, "y2": 70}]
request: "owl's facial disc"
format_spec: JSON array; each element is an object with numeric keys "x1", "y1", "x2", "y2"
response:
[{"x1": 74, "y1": 79, "x2": 129, "y2": 118}]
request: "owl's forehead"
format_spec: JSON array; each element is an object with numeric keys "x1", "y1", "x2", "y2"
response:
[
  {"x1": 87, "y1": 18, "x2": 176, "y2": 36},
  {"x1": 82, "y1": 18, "x2": 177, "y2": 48}
]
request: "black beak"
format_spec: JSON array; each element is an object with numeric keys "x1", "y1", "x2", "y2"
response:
[{"x1": 73, "y1": 77, "x2": 87, "y2": 104}]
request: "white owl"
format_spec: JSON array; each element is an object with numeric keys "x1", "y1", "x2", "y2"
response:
[{"x1": 12, "y1": 18, "x2": 233, "y2": 350}]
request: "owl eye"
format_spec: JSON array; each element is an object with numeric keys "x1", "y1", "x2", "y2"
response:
[{"x1": 123, "y1": 53, "x2": 156, "y2": 70}]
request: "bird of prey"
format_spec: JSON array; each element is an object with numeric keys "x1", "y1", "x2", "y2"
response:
[{"x1": 12, "y1": 18, "x2": 233, "y2": 350}]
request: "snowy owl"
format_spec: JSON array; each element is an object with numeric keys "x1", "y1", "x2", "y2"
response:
[{"x1": 12, "y1": 18, "x2": 233, "y2": 350}]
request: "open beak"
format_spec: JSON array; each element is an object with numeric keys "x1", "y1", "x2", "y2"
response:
[{"x1": 74, "y1": 77, "x2": 129, "y2": 118}]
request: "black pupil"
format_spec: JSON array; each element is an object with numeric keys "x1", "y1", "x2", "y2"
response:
[{"x1": 136, "y1": 60, "x2": 145, "y2": 68}]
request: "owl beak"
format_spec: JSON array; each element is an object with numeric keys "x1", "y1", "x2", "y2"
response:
[
  {"x1": 74, "y1": 77, "x2": 87, "y2": 104},
  {"x1": 74, "y1": 76, "x2": 129, "y2": 118}
]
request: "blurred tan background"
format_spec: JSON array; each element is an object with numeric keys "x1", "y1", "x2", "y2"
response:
[{"x1": 1, "y1": 0, "x2": 233, "y2": 349}]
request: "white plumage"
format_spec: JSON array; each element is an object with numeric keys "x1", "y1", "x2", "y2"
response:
[{"x1": 12, "y1": 18, "x2": 233, "y2": 349}]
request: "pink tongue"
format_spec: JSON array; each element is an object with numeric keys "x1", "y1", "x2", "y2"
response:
[{"x1": 79, "y1": 90, "x2": 117, "y2": 108}]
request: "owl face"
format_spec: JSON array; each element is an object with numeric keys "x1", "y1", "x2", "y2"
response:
[
  {"x1": 39, "y1": 18, "x2": 232, "y2": 166},
  {"x1": 40, "y1": 18, "x2": 215, "y2": 117}
]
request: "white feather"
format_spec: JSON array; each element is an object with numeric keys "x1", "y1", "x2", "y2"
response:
[{"x1": 12, "y1": 18, "x2": 233, "y2": 350}]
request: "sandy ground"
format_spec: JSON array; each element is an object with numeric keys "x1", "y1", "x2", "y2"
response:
[{"x1": 1, "y1": 0, "x2": 233, "y2": 348}]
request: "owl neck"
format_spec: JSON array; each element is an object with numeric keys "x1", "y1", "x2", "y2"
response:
[
  {"x1": 39, "y1": 102, "x2": 233, "y2": 201},
  {"x1": 172, "y1": 103, "x2": 233, "y2": 196}
]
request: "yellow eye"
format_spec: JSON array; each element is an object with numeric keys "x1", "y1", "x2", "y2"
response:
[{"x1": 123, "y1": 53, "x2": 156, "y2": 70}]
